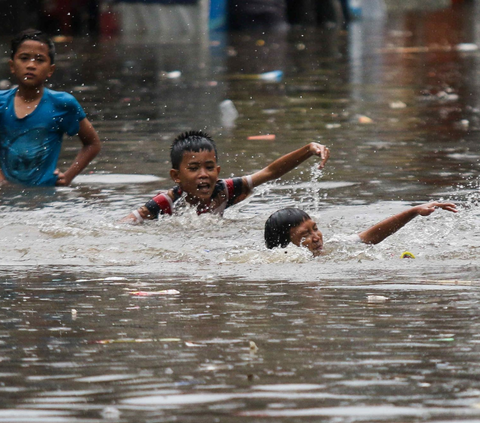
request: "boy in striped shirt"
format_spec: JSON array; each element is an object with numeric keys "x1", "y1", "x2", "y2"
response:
[{"x1": 123, "y1": 130, "x2": 329, "y2": 223}]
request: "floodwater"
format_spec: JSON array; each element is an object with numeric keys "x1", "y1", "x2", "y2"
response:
[{"x1": 1, "y1": 3, "x2": 480, "y2": 422}]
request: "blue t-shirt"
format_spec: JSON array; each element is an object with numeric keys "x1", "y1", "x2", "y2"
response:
[{"x1": 0, "y1": 88, "x2": 86, "y2": 186}]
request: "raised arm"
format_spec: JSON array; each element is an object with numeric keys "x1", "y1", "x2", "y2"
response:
[
  {"x1": 55, "y1": 118, "x2": 101, "y2": 186},
  {"x1": 249, "y1": 142, "x2": 329, "y2": 188},
  {"x1": 358, "y1": 201, "x2": 457, "y2": 245}
]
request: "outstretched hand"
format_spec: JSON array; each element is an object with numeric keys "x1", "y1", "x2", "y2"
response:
[
  {"x1": 414, "y1": 201, "x2": 458, "y2": 216},
  {"x1": 309, "y1": 143, "x2": 330, "y2": 169}
]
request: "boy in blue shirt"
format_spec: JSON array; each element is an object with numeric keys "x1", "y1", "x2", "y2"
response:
[
  {"x1": 0, "y1": 29, "x2": 101, "y2": 187},
  {"x1": 123, "y1": 130, "x2": 330, "y2": 222}
]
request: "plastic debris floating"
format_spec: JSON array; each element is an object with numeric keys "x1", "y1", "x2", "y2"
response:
[
  {"x1": 367, "y1": 295, "x2": 389, "y2": 302},
  {"x1": 219, "y1": 99, "x2": 239, "y2": 128},
  {"x1": 230, "y1": 70, "x2": 284, "y2": 82},
  {"x1": 73, "y1": 173, "x2": 163, "y2": 185},
  {"x1": 247, "y1": 134, "x2": 276, "y2": 141},
  {"x1": 130, "y1": 290, "x2": 180, "y2": 296}
]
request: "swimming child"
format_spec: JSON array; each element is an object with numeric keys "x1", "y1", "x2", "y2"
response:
[
  {"x1": 265, "y1": 202, "x2": 458, "y2": 256},
  {"x1": 0, "y1": 29, "x2": 101, "y2": 187},
  {"x1": 123, "y1": 130, "x2": 330, "y2": 222}
]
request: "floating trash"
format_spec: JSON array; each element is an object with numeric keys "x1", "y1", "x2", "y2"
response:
[
  {"x1": 230, "y1": 70, "x2": 283, "y2": 82},
  {"x1": 219, "y1": 99, "x2": 239, "y2": 128},
  {"x1": 166, "y1": 71, "x2": 182, "y2": 79},
  {"x1": 101, "y1": 406, "x2": 121, "y2": 420},
  {"x1": 185, "y1": 341, "x2": 206, "y2": 347},
  {"x1": 389, "y1": 101, "x2": 407, "y2": 109},
  {"x1": 400, "y1": 251, "x2": 415, "y2": 259},
  {"x1": 247, "y1": 134, "x2": 276, "y2": 141},
  {"x1": 257, "y1": 70, "x2": 283, "y2": 82},
  {"x1": 326, "y1": 123, "x2": 341, "y2": 129},
  {"x1": 130, "y1": 289, "x2": 180, "y2": 296},
  {"x1": 51, "y1": 35, "x2": 73, "y2": 43},
  {"x1": 358, "y1": 115, "x2": 374, "y2": 124},
  {"x1": 378, "y1": 43, "x2": 478, "y2": 54},
  {"x1": 456, "y1": 43, "x2": 478, "y2": 52},
  {"x1": 73, "y1": 173, "x2": 163, "y2": 185},
  {"x1": 94, "y1": 338, "x2": 181, "y2": 344},
  {"x1": 367, "y1": 295, "x2": 389, "y2": 302}
]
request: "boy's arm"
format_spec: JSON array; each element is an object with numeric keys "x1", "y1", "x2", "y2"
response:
[
  {"x1": 121, "y1": 205, "x2": 155, "y2": 223},
  {"x1": 55, "y1": 118, "x2": 101, "y2": 186},
  {"x1": 121, "y1": 190, "x2": 175, "y2": 223},
  {"x1": 358, "y1": 202, "x2": 457, "y2": 245},
  {"x1": 249, "y1": 143, "x2": 329, "y2": 188},
  {"x1": 0, "y1": 167, "x2": 7, "y2": 185}
]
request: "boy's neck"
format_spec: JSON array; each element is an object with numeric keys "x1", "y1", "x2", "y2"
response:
[{"x1": 16, "y1": 85, "x2": 44, "y2": 103}]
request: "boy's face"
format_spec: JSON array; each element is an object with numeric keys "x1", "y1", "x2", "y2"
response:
[
  {"x1": 170, "y1": 149, "x2": 220, "y2": 204},
  {"x1": 9, "y1": 40, "x2": 55, "y2": 88},
  {"x1": 290, "y1": 218, "x2": 324, "y2": 256}
]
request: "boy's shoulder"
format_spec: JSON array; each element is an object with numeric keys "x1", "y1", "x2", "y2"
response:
[
  {"x1": 43, "y1": 88, "x2": 84, "y2": 112},
  {"x1": 44, "y1": 88, "x2": 78, "y2": 103},
  {"x1": 0, "y1": 88, "x2": 16, "y2": 107}
]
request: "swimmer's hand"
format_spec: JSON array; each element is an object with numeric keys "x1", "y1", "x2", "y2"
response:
[
  {"x1": 308, "y1": 142, "x2": 330, "y2": 169},
  {"x1": 250, "y1": 142, "x2": 330, "y2": 188},
  {"x1": 413, "y1": 201, "x2": 458, "y2": 216}
]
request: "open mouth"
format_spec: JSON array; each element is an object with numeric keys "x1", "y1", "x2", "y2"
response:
[{"x1": 197, "y1": 182, "x2": 211, "y2": 194}]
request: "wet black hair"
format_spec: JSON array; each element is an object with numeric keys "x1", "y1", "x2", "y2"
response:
[
  {"x1": 11, "y1": 29, "x2": 55, "y2": 64},
  {"x1": 170, "y1": 130, "x2": 217, "y2": 170},
  {"x1": 265, "y1": 208, "x2": 312, "y2": 249}
]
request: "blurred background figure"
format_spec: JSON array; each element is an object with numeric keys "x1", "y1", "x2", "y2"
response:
[
  {"x1": 228, "y1": 0, "x2": 288, "y2": 31},
  {"x1": 228, "y1": 0, "x2": 349, "y2": 31}
]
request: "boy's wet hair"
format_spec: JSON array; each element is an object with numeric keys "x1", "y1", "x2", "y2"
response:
[
  {"x1": 170, "y1": 130, "x2": 217, "y2": 170},
  {"x1": 265, "y1": 208, "x2": 311, "y2": 249},
  {"x1": 11, "y1": 29, "x2": 55, "y2": 64}
]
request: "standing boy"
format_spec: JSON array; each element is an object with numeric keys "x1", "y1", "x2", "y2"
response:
[
  {"x1": 123, "y1": 130, "x2": 330, "y2": 223},
  {"x1": 0, "y1": 29, "x2": 101, "y2": 187}
]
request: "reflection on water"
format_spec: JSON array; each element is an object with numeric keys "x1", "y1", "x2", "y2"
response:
[{"x1": 1, "y1": 2, "x2": 480, "y2": 422}]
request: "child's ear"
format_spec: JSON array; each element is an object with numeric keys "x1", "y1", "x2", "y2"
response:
[
  {"x1": 170, "y1": 169, "x2": 180, "y2": 183},
  {"x1": 9, "y1": 60, "x2": 14, "y2": 75},
  {"x1": 216, "y1": 165, "x2": 221, "y2": 175},
  {"x1": 47, "y1": 63, "x2": 55, "y2": 79}
]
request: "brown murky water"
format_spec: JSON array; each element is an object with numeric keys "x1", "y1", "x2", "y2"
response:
[{"x1": 1, "y1": 3, "x2": 480, "y2": 422}]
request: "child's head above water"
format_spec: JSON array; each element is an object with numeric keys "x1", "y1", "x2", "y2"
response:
[
  {"x1": 11, "y1": 29, "x2": 56, "y2": 64},
  {"x1": 265, "y1": 208, "x2": 324, "y2": 256},
  {"x1": 170, "y1": 130, "x2": 218, "y2": 170},
  {"x1": 169, "y1": 130, "x2": 221, "y2": 204}
]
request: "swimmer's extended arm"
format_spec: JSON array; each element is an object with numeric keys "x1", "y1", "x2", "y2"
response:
[
  {"x1": 358, "y1": 201, "x2": 457, "y2": 245},
  {"x1": 248, "y1": 143, "x2": 330, "y2": 189},
  {"x1": 55, "y1": 118, "x2": 101, "y2": 186},
  {"x1": 121, "y1": 189, "x2": 175, "y2": 224}
]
